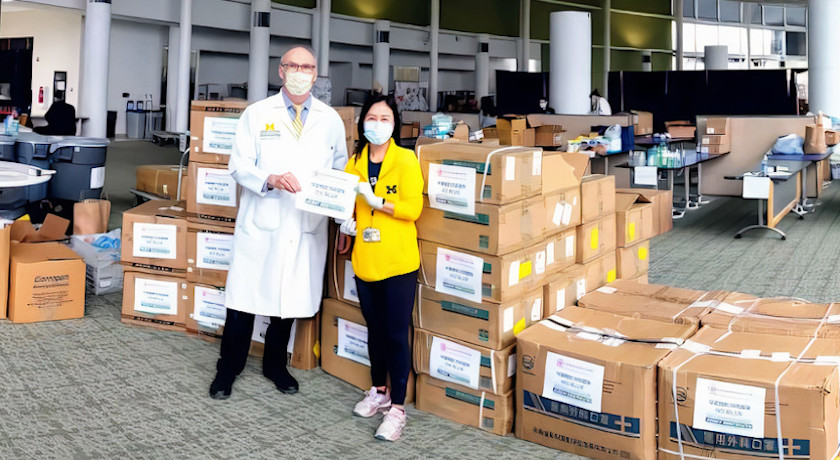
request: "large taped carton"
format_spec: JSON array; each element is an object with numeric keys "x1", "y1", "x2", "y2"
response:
[
  {"x1": 616, "y1": 240, "x2": 650, "y2": 280},
  {"x1": 189, "y1": 99, "x2": 248, "y2": 164},
  {"x1": 580, "y1": 174, "x2": 616, "y2": 224},
  {"x1": 135, "y1": 165, "x2": 186, "y2": 199},
  {"x1": 581, "y1": 251, "x2": 617, "y2": 295},
  {"x1": 121, "y1": 200, "x2": 188, "y2": 274},
  {"x1": 658, "y1": 326, "x2": 840, "y2": 460},
  {"x1": 542, "y1": 265, "x2": 586, "y2": 319},
  {"x1": 186, "y1": 221, "x2": 234, "y2": 287},
  {"x1": 576, "y1": 213, "x2": 617, "y2": 264},
  {"x1": 121, "y1": 270, "x2": 188, "y2": 331},
  {"x1": 516, "y1": 307, "x2": 696, "y2": 459},
  {"x1": 185, "y1": 161, "x2": 239, "y2": 223},
  {"x1": 416, "y1": 374, "x2": 515, "y2": 436},
  {"x1": 701, "y1": 297, "x2": 840, "y2": 338},
  {"x1": 615, "y1": 192, "x2": 655, "y2": 248}
]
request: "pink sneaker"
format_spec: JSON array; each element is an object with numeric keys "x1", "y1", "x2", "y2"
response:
[
  {"x1": 353, "y1": 387, "x2": 391, "y2": 417},
  {"x1": 375, "y1": 407, "x2": 406, "y2": 441}
]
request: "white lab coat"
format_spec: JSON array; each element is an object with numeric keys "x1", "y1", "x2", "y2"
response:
[{"x1": 225, "y1": 93, "x2": 347, "y2": 318}]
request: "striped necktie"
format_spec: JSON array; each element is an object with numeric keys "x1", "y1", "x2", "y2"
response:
[{"x1": 292, "y1": 104, "x2": 304, "y2": 139}]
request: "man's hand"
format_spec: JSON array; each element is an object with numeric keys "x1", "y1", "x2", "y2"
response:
[{"x1": 268, "y1": 172, "x2": 301, "y2": 193}]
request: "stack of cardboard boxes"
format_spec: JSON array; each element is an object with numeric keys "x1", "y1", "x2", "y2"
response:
[
  {"x1": 333, "y1": 106, "x2": 359, "y2": 156},
  {"x1": 614, "y1": 190, "x2": 656, "y2": 281},
  {"x1": 699, "y1": 116, "x2": 732, "y2": 155}
]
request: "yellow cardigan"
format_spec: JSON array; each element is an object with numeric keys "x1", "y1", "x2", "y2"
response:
[{"x1": 345, "y1": 139, "x2": 424, "y2": 282}]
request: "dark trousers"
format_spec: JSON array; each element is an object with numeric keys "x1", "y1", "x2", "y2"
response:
[
  {"x1": 355, "y1": 270, "x2": 417, "y2": 405},
  {"x1": 216, "y1": 309, "x2": 294, "y2": 381}
]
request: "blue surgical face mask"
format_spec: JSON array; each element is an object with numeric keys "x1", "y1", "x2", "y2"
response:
[{"x1": 363, "y1": 120, "x2": 394, "y2": 146}]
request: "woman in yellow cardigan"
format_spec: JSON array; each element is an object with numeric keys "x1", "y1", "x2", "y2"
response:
[{"x1": 340, "y1": 95, "x2": 423, "y2": 442}]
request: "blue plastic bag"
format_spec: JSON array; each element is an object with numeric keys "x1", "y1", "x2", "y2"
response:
[{"x1": 770, "y1": 134, "x2": 804, "y2": 155}]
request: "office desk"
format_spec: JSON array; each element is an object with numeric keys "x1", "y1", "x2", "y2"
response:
[
  {"x1": 725, "y1": 159, "x2": 809, "y2": 240},
  {"x1": 767, "y1": 152, "x2": 831, "y2": 214}
]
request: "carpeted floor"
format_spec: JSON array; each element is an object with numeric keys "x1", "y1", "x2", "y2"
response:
[{"x1": 0, "y1": 140, "x2": 837, "y2": 458}]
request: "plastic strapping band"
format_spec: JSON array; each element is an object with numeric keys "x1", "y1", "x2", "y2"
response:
[
  {"x1": 490, "y1": 350, "x2": 497, "y2": 394},
  {"x1": 416, "y1": 284, "x2": 423, "y2": 329},
  {"x1": 479, "y1": 146, "x2": 521, "y2": 203},
  {"x1": 331, "y1": 232, "x2": 341, "y2": 300},
  {"x1": 672, "y1": 353, "x2": 701, "y2": 460},
  {"x1": 478, "y1": 391, "x2": 487, "y2": 428},
  {"x1": 671, "y1": 291, "x2": 715, "y2": 321}
]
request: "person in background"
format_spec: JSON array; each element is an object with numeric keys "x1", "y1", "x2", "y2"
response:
[
  {"x1": 539, "y1": 97, "x2": 555, "y2": 114},
  {"x1": 33, "y1": 99, "x2": 76, "y2": 135},
  {"x1": 209, "y1": 45, "x2": 347, "y2": 399},
  {"x1": 338, "y1": 94, "x2": 424, "y2": 441},
  {"x1": 590, "y1": 89, "x2": 612, "y2": 116}
]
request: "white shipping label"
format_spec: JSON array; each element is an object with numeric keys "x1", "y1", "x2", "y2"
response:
[
  {"x1": 202, "y1": 117, "x2": 239, "y2": 155},
  {"x1": 508, "y1": 261, "x2": 521, "y2": 287},
  {"x1": 552, "y1": 203, "x2": 564, "y2": 227},
  {"x1": 576, "y1": 279, "x2": 586, "y2": 300},
  {"x1": 90, "y1": 166, "x2": 106, "y2": 189},
  {"x1": 133, "y1": 222, "x2": 178, "y2": 260},
  {"x1": 252, "y1": 315, "x2": 271, "y2": 343},
  {"x1": 505, "y1": 156, "x2": 516, "y2": 181},
  {"x1": 294, "y1": 168, "x2": 359, "y2": 221},
  {"x1": 542, "y1": 351, "x2": 605, "y2": 413},
  {"x1": 546, "y1": 242, "x2": 555, "y2": 266},
  {"x1": 535, "y1": 251, "x2": 546, "y2": 275},
  {"x1": 427, "y1": 163, "x2": 476, "y2": 216},
  {"x1": 692, "y1": 377, "x2": 766, "y2": 439},
  {"x1": 508, "y1": 354, "x2": 517, "y2": 377},
  {"x1": 429, "y1": 336, "x2": 482, "y2": 390},
  {"x1": 196, "y1": 167, "x2": 237, "y2": 207},
  {"x1": 343, "y1": 260, "x2": 360, "y2": 303},
  {"x1": 556, "y1": 289, "x2": 566, "y2": 311},
  {"x1": 503, "y1": 307, "x2": 514, "y2": 333},
  {"x1": 561, "y1": 203, "x2": 573, "y2": 226},
  {"x1": 193, "y1": 285, "x2": 226, "y2": 328},
  {"x1": 435, "y1": 247, "x2": 483, "y2": 303},
  {"x1": 195, "y1": 232, "x2": 234, "y2": 270},
  {"x1": 565, "y1": 236, "x2": 575, "y2": 259},
  {"x1": 531, "y1": 299, "x2": 543, "y2": 322},
  {"x1": 134, "y1": 277, "x2": 179, "y2": 316},
  {"x1": 337, "y1": 318, "x2": 371, "y2": 367},
  {"x1": 532, "y1": 151, "x2": 542, "y2": 176}
]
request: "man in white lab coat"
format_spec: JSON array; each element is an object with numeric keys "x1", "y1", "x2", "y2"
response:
[{"x1": 210, "y1": 46, "x2": 348, "y2": 399}]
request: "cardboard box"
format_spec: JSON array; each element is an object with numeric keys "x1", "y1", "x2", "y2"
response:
[
  {"x1": 698, "y1": 143, "x2": 731, "y2": 155},
  {"x1": 580, "y1": 251, "x2": 617, "y2": 294},
  {"x1": 320, "y1": 298, "x2": 415, "y2": 402},
  {"x1": 10, "y1": 214, "x2": 70, "y2": 243},
  {"x1": 186, "y1": 221, "x2": 234, "y2": 287},
  {"x1": 580, "y1": 174, "x2": 616, "y2": 223},
  {"x1": 826, "y1": 129, "x2": 840, "y2": 146},
  {"x1": 8, "y1": 242, "x2": 85, "y2": 323},
  {"x1": 136, "y1": 165, "x2": 186, "y2": 200},
  {"x1": 121, "y1": 270, "x2": 188, "y2": 330},
  {"x1": 515, "y1": 307, "x2": 696, "y2": 459},
  {"x1": 415, "y1": 195, "x2": 545, "y2": 256},
  {"x1": 544, "y1": 187, "x2": 581, "y2": 236},
  {"x1": 496, "y1": 117, "x2": 534, "y2": 147},
  {"x1": 417, "y1": 142, "x2": 543, "y2": 205},
  {"x1": 325, "y1": 221, "x2": 360, "y2": 307},
  {"x1": 121, "y1": 200, "x2": 189, "y2": 274},
  {"x1": 184, "y1": 282, "x2": 226, "y2": 339},
  {"x1": 701, "y1": 298, "x2": 840, "y2": 338},
  {"x1": 452, "y1": 123, "x2": 469, "y2": 141},
  {"x1": 482, "y1": 127, "x2": 498, "y2": 139},
  {"x1": 400, "y1": 122, "x2": 420, "y2": 139},
  {"x1": 542, "y1": 265, "x2": 586, "y2": 319},
  {"x1": 615, "y1": 192, "x2": 656, "y2": 248},
  {"x1": 576, "y1": 213, "x2": 617, "y2": 264},
  {"x1": 577, "y1": 279, "x2": 720, "y2": 326},
  {"x1": 0, "y1": 225, "x2": 10, "y2": 319},
  {"x1": 704, "y1": 116, "x2": 731, "y2": 135},
  {"x1": 416, "y1": 374, "x2": 514, "y2": 436},
  {"x1": 415, "y1": 284, "x2": 541, "y2": 350},
  {"x1": 616, "y1": 240, "x2": 650, "y2": 280},
  {"x1": 413, "y1": 328, "x2": 516, "y2": 395},
  {"x1": 632, "y1": 110, "x2": 653, "y2": 136},
  {"x1": 250, "y1": 313, "x2": 321, "y2": 370},
  {"x1": 419, "y1": 230, "x2": 572, "y2": 305},
  {"x1": 700, "y1": 134, "x2": 731, "y2": 146},
  {"x1": 189, "y1": 99, "x2": 248, "y2": 164},
  {"x1": 185, "y1": 161, "x2": 239, "y2": 222},
  {"x1": 616, "y1": 188, "x2": 672, "y2": 235},
  {"x1": 665, "y1": 121, "x2": 696, "y2": 139},
  {"x1": 658, "y1": 326, "x2": 840, "y2": 460},
  {"x1": 535, "y1": 125, "x2": 566, "y2": 147},
  {"x1": 542, "y1": 152, "x2": 589, "y2": 195}
]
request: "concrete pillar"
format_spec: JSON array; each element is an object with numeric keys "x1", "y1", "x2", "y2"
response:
[
  {"x1": 704, "y1": 45, "x2": 728, "y2": 70},
  {"x1": 248, "y1": 0, "x2": 271, "y2": 103},
  {"x1": 809, "y1": 0, "x2": 840, "y2": 115},
  {"x1": 372, "y1": 20, "x2": 391, "y2": 93},
  {"x1": 675, "y1": 0, "x2": 684, "y2": 71},
  {"x1": 603, "y1": 0, "x2": 610, "y2": 97},
  {"x1": 475, "y1": 34, "x2": 490, "y2": 104},
  {"x1": 311, "y1": 6, "x2": 320, "y2": 57},
  {"x1": 745, "y1": 3, "x2": 752, "y2": 69},
  {"x1": 518, "y1": 0, "x2": 531, "y2": 71},
  {"x1": 80, "y1": 0, "x2": 111, "y2": 137},
  {"x1": 166, "y1": 26, "x2": 180, "y2": 131},
  {"x1": 318, "y1": 0, "x2": 330, "y2": 76},
  {"x1": 549, "y1": 11, "x2": 591, "y2": 114},
  {"x1": 175, "y1": 0, "x2": 192, "y2": 133},
  {"x1": 429, "y1": 0, "x2": 440, "y2": 111}
]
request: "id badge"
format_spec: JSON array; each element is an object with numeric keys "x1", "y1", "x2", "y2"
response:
[{"x1": 362, "y1": 227, "x2": 381, "y2": 243}]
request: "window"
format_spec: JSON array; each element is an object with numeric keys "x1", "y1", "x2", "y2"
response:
[
  {"x1": 764, "y1": 6, "x2": 784, "y2": 26},
  {"x1": 719, "y1": 1, "x2": 740, "y2": 23},
  {"x1": 786, "y1": 7, "x2": 806, "y2": 27},
  {"x1": 683, "y1": 0, "x2": 695, "y2": 18},
  {"x1": 697, "y1": 0, "x2": 717, "y2": 20}
]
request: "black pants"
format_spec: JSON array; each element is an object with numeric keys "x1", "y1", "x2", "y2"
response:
[
  {"x1": 216, "y1": 309, "x2": 294, "y2": 381},
  {"x1": 355, "y1": 270, "x2": 417, "y2": 405}
]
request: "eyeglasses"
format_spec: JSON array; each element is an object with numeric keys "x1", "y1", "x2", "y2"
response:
[{"x1": 281, "y1": 63, "x2": 316, "y2": 73}]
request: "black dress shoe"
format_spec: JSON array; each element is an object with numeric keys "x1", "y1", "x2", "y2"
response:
[
  {"x1": 209, "y1": 373, "x2": 234, "y2": 400},
  {"x1": 269, "y1": 368, "x2": 299, "y2": 394}
]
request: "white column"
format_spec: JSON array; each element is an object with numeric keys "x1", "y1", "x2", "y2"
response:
[
  {"x1": 809, "y1": 0, "x2": 840, "y2": 115},
  {"x1": 603, "y1": 0, "x2": 610, "y2": 96},
  {"x1": 166, "y1": 26, "x2": 180, "y2": 131},
  {"x1": 248, "y1": 0, "x2": 271, "y2": 103},
  {"x1": 704, "y1": 45, "x2": 728, "y2": 70},
  {"x1": 518, "y1": 0, "x2": 531, "y2": 71},
  {"x1": 372, "y1": 20, "x2": 391, "y2": 93},
  {"x1": 175, "y1": 0, "x2": 192, "y2": 133},
  {"x1": 318, "y1": 0, "x2": 330, "y2": 76},
  {"x1": 549, "y1": 11, "x2": 591, "y2": 114},
  {"x1": 311, "y1": 7, "x2": 320, "y2": 56},
  {"x1": 475, "y1": 34, "x2": 490, "y2": 103},
  {"x1": 80, "y1": 0, "x2": 111, "y2": 137},
  {"x1": 675, "y1": 0, "x2": 684, "y2": 70},
  {"x1": 745, "y1": 3, "x2": 752, "y2": 69},
  {"x1": 429, "y1": 0, "x2": 440, "y2": 111}
]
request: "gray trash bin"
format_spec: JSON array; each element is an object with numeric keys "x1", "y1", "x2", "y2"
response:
[
  {"x1": 49, "y1": 137, "x2": 109, "y2": 201},
  {"x1": 126, "y1": 110, "x2": 146, "y2": 139},
  {"x1": 14, "y1": 132, "x2": 59, "y2": 203}
]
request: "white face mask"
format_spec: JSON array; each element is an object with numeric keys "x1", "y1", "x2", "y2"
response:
[
  {"x1": 284, "y1": 71, "x2": 315, "y2": 96},
  {"x1": 363, "y1": 120, "x2": 394, "y2": 146}
]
